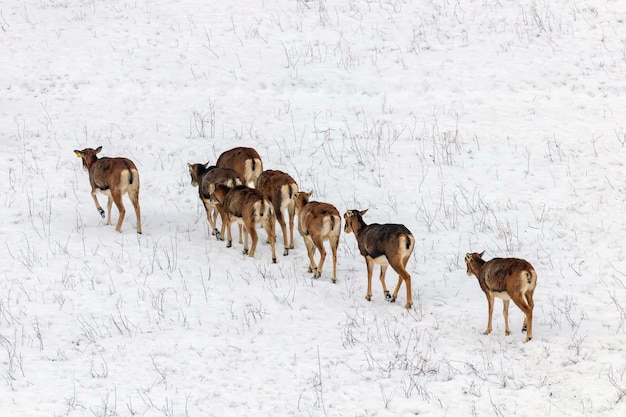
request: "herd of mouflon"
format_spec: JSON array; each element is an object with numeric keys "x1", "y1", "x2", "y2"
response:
[{"x1": 74, "y1": 146, "x2": 538, "y2": 342}]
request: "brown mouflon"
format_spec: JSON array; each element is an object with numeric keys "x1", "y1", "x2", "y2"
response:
[
  {"x1": 74, "y1": 146, "x2": 141, "y2": 234},
  {"x1": 465, "y1": 251, "x2": 537, "y2": 342},
  {"x1": 343, "y1": 209, "x2": 415, "y2": 309},
  {"x1": 256, "y1": 170, "x2": 298, "y2": 256},
  {"x1": 295, "y1": 191, "x2": 340, "y2": 282},
  {"x1": 188, "y1": 162, "x2": 243, "y2": 240},
  {"x1": 215, "y1": 147, "x2": 263, "y2": 188},
  {"x1": 211, "y1": 184, "x2": 277, "y2": 263}
]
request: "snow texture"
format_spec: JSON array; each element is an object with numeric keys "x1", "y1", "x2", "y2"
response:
[{"x1": 1, "y1": 0, "x2": 625, "y2": 416}]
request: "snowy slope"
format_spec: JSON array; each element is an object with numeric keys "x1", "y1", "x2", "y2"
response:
[{"x1": 1, "y1": 0, "x2": 625, "y2": 416}]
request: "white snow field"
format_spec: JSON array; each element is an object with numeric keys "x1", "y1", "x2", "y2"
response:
[{"x1": 1, "y1": 0, "x2": 625, "y2": 416}]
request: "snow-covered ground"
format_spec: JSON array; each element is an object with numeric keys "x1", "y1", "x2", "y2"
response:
[{"x1": 1, "y1": 0, "x2": 625, "y2": 415}]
